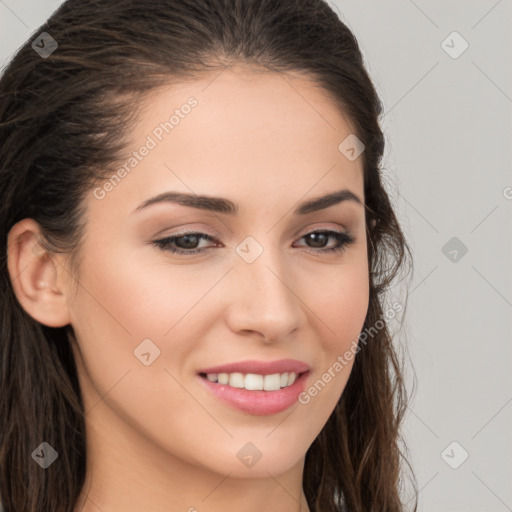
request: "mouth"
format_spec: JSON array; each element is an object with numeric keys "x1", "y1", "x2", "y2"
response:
[
  {"x1": 196, "y1": 359, "x2": 310, "y2": 415},
  {"x1": 198, "y1": 370, "x2": 305, "y2": 391}
]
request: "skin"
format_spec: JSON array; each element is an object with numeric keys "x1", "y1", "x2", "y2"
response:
[{"x1": 8, "y1": 65, "x2": 369, "y2": 512}]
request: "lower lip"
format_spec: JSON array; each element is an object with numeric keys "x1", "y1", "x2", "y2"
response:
[{"x1": 198, "y1": 372, "x2": 309, "y2": 416}]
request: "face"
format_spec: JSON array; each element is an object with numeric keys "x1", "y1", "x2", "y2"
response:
[{"x1": 65, "y1": 65, "x2": 369, "y2": 481}]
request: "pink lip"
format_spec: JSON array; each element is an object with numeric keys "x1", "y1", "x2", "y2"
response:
[
  {"x1": 197, "y1": 371, "x2": 309, "y2": 416},
  {"x1": 197, "y1": 358, "x2": 310, "y2": 375}
]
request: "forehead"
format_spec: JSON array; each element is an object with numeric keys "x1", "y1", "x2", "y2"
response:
[{"x1": 90, "y1": 65, "x2": 364, "y2": 220}]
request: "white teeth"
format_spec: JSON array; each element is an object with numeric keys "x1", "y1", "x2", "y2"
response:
[
  {"x1": 263, "y1": 373, "x2": 281, "y2": 391},
  {"x1": 204, "y1": 371, "x2": 302, "y2": 391},
  {"x1": 228, "y1": 372, "x2": 245, "y2": 388},
  {"x1": 218, "y1": 373, "x2": 229, "y2": 385},
  {"x1": 245, "y1": 373, "x2": 263, "y2": 390}
]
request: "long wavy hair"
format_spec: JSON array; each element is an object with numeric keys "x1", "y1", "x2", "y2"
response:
[{"x1": 0, "y1": 1, "x2": 416, "y2": 510}]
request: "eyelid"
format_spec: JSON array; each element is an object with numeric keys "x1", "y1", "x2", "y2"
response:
[
  {"x1": 296, "y1": 222, "x2": 349, "y2": 236},
  {"x1": 151, "y1": 223, "x2": 223, "y2": 239}
]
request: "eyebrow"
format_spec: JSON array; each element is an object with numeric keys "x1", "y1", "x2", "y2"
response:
[{"x1": 132, "y1": 188, "x2": 363, "y2": 216}]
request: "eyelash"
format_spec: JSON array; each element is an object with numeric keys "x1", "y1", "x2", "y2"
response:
[{"x1": 152, "y1": 229, "x2": 355, "y2": 256}]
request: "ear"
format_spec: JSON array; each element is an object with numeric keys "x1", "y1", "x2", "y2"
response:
[{"x1": 7, "y1": 218, "x2": 72, "y2": 327}]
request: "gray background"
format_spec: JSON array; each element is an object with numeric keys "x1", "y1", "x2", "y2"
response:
[{"x1": 1, "y1": 1, "x2": 511, "y2": 511}]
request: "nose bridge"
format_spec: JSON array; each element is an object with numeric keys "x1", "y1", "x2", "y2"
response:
[{"x1": 227, "y1": 235, "x2": 304, "y2": 340}]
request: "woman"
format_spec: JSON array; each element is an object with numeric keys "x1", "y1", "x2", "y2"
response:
[{"x1": 0, "y1": 0, "x2": 416, "y2": 510}]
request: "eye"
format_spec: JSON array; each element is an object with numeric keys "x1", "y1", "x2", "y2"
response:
[
  {"x1": 152, "y1": 232, "x2": 217, "y2": 255},
  {"x1": 152, "y1": 229, "x2": 355, "y2": 256},
  {"x1": 294, "y1": 230, "x2": 355, "y2": 255}
]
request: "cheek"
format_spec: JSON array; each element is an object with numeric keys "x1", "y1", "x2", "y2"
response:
[
  {"x1": 315, "y1": 255, "x2": 370, "y2": 348},
  {"x1": 298, "y1": 255, "x2": 369, "y2": 410},
  {"x1": 67, "y1": 243, "x2": 223, "y2": 411},
  {"x1": 71, "y1": 242, "x2": 212, "y2": 341},
  {"x1": 67, "y1": 250, "x2": 214, "y2": 457}
]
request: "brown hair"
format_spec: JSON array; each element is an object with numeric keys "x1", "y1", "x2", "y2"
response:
[{"x1": 0, "y1": 1, "x2": 416, "y2": 510}]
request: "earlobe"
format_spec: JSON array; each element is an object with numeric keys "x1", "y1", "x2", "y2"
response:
[{"x1": 7, "y1": 218, "x2": 72, "y2": 328}]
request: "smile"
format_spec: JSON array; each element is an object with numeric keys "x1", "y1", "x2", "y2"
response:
[
  {"x1": 196, "y1": 359, "x2": 311, "y2": 415},
  {"x1": 200, "y1": 371, "x2": 299, "y2": 391}
]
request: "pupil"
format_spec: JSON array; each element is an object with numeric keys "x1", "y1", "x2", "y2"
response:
[
  {"x1": 309, "y1": 233, "x2": 326, "y2": 248},
  {"x1": 179, "y1": 234, "x2": 199, "y2": 249}
]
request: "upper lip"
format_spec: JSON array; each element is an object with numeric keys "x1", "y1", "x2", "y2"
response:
[{"x1": 197, "y1": 359, "x2": 310, "y2": 376}]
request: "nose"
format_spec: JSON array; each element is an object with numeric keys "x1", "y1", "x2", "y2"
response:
[{"x1": 223, "y1": 245, "x2": 306, "y2": 343}]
